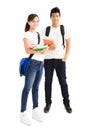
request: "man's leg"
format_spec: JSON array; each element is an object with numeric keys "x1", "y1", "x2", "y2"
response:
[
  {"x1": 55, "y1": 59, "x2": 72, "y2": 113},
  {"x1": 44, "y1": 59, "x2": 54, "y2": 113}
]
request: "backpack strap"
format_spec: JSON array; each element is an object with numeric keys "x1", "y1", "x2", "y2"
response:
[
  {"x1": 60, "y1": 25, "x2": 65, "y2": 48},
  {"x1": 45, "y1": 25, "x2": 65, "y2": 48},
  {"x1": 45, "y1": 26, "x2": 51, "y2": 36},
  {"x1": 28, "y1": 32, "x2": 40, "y2": 59}
]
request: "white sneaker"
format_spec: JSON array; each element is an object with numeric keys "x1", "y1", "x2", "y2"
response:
[
  {"x1": 20, "y1": 111, "x2": 31, "y2": 125},
  {"x1": 32, "y1": 107, "x2": 43, "y2": 122}
]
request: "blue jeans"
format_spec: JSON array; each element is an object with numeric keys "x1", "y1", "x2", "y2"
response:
[{"x1": 21, "y1": 59, "x2": 43, "y2": 112}]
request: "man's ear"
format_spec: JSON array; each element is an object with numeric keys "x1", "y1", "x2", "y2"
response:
[{"x1": 50, "y1": 15, "x2": 52, "y2": 19}]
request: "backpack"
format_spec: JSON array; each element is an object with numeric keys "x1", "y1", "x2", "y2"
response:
[
  {"x1": 45, "y1": 25, "x2": 65, "y2": 48},
  {"x1": 19, "y1": 32, "x2": 40, "y2": 76}
]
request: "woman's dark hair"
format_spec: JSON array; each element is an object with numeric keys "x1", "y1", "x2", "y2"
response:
[
  {"x1": 25, "y1": 13, "x2": 39, "y2": 32},
  {"x1": 50, "y1": 7, "x2": 61, "y2": 17}
]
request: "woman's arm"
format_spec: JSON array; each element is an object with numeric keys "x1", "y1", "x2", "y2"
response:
[{"x1": 23, "y1": 38, "x2": 48, "y2": 54}]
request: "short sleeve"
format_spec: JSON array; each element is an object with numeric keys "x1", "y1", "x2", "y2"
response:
[
  {"x1": 23, "y1": 32, "x2": 30, "y2": 39},
  {"x1": 64, "y1": 26, "x2": 71, "y2": 39}
]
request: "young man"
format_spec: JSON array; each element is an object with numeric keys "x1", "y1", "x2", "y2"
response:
[{"x1": 43, "y1": 7, "x2": 72, "y2": 113}]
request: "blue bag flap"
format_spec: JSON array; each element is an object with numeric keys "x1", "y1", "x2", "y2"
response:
[{"x1": 19, "y1": 58, "x2": 31, "y2": 76}]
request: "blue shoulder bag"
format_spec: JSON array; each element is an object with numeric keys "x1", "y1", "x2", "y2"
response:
[{"x1": 19, "y1": 32, "x2": 40, "y2": 76}]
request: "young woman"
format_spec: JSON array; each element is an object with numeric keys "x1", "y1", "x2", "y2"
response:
[{"x1": 20, "y1": 13, "x2": 47, "y2": 125}]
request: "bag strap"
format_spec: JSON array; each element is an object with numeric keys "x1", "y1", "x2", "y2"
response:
[
  {"x1": 28, "y1": 32, "x2": 40, "y2": 59},
  {"x1": 60, "y1": 25, "x2": 65, "y2": 48},
  {"x1": 37, "y1": 32, "x2": 40, "y2": 44}
]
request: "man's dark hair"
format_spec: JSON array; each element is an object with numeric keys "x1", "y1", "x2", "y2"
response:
[{"x1": 50, "y1": 7, "x2": 61, "y2": 17}]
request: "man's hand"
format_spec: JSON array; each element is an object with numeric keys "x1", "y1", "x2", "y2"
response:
[
  {"x1": 62, "y1": 57, "x2": 67, "y2": 62},
  {"x1": 49, "y1": 44, "x2": 56, "y2": 50}
]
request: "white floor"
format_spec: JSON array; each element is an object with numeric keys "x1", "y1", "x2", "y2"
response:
[{"x1": 0, "y1": 69, "x2": 87, "y2": 130}]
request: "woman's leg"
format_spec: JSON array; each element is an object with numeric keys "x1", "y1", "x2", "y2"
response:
[
  {"x1": 21, "y1": 60, "x2": 38, "y2": 112},
  {"x1": 32, "y1": 62, "x2": 43, "y2": 108}
]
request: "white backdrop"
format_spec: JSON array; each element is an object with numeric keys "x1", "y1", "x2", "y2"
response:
[{"x1": 0, "y1": 0, "x2": 87, "y2": 129}]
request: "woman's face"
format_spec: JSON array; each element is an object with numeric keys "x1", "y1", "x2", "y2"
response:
[{"x1": 28, "y1": 16, "x2": 39, "y2": 30}]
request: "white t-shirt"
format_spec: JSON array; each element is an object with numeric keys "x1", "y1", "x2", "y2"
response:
[
  {"x1": 24, "y1": 31, "x2": 44, "y2": 61},
  {"x1": 42, "y1": 25, "x2": 70, "y2": 59}
]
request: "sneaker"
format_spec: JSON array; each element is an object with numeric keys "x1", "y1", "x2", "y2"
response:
[
  {"x1": 32, "y1": 107, "x2": 43, "y2": 122},
  {"x1": 64, "y1": 104, "x2": 72, "y2": 113},
  {"x1": 20, "y1": 111, "x2": 31, "y2": 125},
  {"x1": 44, "y1": 104, "x2": 51, "y2": 113}
]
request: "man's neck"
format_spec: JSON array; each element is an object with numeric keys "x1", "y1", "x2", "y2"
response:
[{"x1": 52, "y1": 23, "x2": 60, "y2": 28}]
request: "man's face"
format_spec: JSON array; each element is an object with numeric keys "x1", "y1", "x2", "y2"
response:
[{"x1": 50, "y1": 13, "x2": 61, "y2": 24}]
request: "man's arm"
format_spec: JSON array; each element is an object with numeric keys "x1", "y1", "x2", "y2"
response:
[{"x1": 62, "y1": 38, "x2": 71, "y2": 61}]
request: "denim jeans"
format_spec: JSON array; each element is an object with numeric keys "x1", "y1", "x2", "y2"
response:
[
  {"x1": 44, "y1": 59, "x2": 70, "y2": 105},
  {"x1": 21, "y1": 59, "x2": 43, "y2": 112}
]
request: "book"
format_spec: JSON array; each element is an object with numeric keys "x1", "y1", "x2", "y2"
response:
[
  {"x1": 43, "y1": 38, "x2": 53, "y2": 46},
  {"x1": 33, "y1": 45, "x2": 48, "y2": 51}
]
